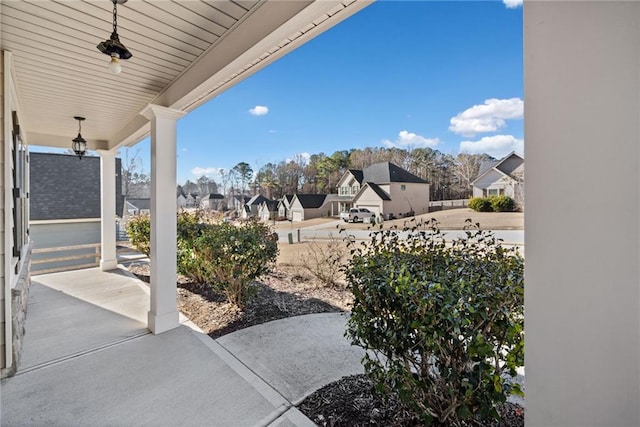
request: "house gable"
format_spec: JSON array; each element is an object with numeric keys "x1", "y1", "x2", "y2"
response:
[
  {"x1": 473, "y1": 152, "x2": 524, "y2": 185},
  {"x1": 336, "y1": 170, "x2": 363, "y2": 196},
  {"x1": 495, "y1": 152, "x2": 524, "y2": 176}
]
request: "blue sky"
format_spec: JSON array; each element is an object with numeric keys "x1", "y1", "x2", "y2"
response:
[{"x1": 36, "y1": 0, "x2": 524, "y2": 184}]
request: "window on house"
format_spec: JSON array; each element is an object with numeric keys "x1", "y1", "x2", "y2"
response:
[
  {"x1": 401, "y1": 184, "x2": 406, "y2": 191},
  {"x1": 488, "y1": 189, "x2": 498, "y2": 196},
  {"x1": 351, "y1": 185, "x2": 359, "y2": 194},
  {"x1": 11, "y1": 111, "x2": 28, "y2": 262}
]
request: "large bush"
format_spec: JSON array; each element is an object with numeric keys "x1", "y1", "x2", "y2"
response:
[
  {"x1": 469, "y1": 196, "x2": 516, "y2": 212},
  {"x1": 468, "y1": 197, "x2": 493, "y2": 212},
  {"x1": 126, "y1": 214, "x2": 151, "y2": 256},
  {"x1": 490, "y1": 195, "x2": 516, "y2": 212},
  {"x1": 344, "y1": 219, "x2": 524, "y2": 425},
  {"x1": 126, "y1": 211, "x2": 278, "y2": 308},
  {"x1": 179, "y1": 219, "x2": 278, "y2": 307}
]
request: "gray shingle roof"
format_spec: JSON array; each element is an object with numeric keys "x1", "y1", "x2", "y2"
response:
[
  {"x1": 127, "y1": 198, "x2": 150, "y2": 210},
  {"x1": 262, "y1": 200, "x2": 279, "y2": 211},
  {"x1": 247, "y1": 194, "x2": 269, "y2": 206},
  {"x1": 349, "y1": 169, "x2": 364, "y2": 184},
  {"x1": 30, "y1": 152, "x2": 123, "y2": 220},
  {"x1": 362, "y1": 162, "x2": 427, "y2": 184},
  {"x1": 477, "y1": 160, "x2": 499, "y2": 177},
  {"x1": 294, "y1": 194, "x2": 327, "y2": 208},
  {"x1": 365, "y1": 182, "x2": 391, "y2": 200},
  {"x1": 204, "y1": 193, "x2": 224, "y2": 200}
]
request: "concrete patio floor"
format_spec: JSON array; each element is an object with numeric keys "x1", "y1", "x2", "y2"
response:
[{"x1": 0, "y1": 267, "x2": 364, "y2": 426}]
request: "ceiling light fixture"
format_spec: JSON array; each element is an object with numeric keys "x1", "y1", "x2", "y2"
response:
[
  {"x1": 96, "y1": 0, "x2": 132, "y2": 74},
  {"x1": 72, "y1": 116, "x2": 87, "y2": 160}
]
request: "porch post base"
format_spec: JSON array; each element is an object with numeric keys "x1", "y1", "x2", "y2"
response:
[
  {"x1": 148, "y1": 311, "x2": 179, "y2": 335},
  {"x1": 100, "y1": 259, "x2": 118, "y2": 271}
]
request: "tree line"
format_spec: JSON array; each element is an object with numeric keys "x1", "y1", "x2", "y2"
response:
[{"x1": 123, "y1": 146, "x2": 495, "y2": 201}]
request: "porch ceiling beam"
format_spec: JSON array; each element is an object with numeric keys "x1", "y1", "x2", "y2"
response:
[{"x1": 26, "y1": 132, "x2": 109, "y2": 151}]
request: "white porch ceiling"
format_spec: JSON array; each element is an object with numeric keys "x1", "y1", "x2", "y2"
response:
[{"x1": 0, "y1": 0, "x2": 371, "y2": 150}]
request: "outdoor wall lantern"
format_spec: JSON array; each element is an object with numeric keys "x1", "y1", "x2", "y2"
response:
[
  {"x1": 96, "y1": 0, "x2": 132, "y2": 74},
  {"x1": 71, "y1": 116, "x2": 87, "y2": 160}
]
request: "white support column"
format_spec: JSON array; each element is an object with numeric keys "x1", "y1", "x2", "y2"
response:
[
  {"x1": 141, "y1": 104, "x2": 186, "y2": 334},
  {"x1": 525, "y1": 2, "x2": 640, "y2": 426},
  {"x1": 96, "y1": 149, "x2": 118, "y2": 271}
]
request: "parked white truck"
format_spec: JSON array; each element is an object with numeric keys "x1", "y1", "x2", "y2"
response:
[{"x1": 341, "y1": 208, "x2": 376, "y2": 223}]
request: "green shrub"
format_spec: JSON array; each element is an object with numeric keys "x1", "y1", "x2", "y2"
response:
[
  {"x1": 127, "y1": 210, "x2": 278, "y2": 308},
  {"x1": 186, "y1": 220, "x2": 278, "y2": 307},
  {"x1": 343, "y1": 219, "x2": 524, "y2": 425},
  {"x1": 125, "y1": 214, "x2": 151, "y2": 256},
  {"x1": 468, "y1": 197, "x2": 493, "y2": 212},
  {"x1": 491, "y1": 195, "x2": 516, "y2": 212}
]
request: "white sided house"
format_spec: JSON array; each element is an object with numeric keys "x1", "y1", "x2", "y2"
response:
[
  {"x1": 258, "y1": 199, "x2": 278, "y2": 222},
  {"x1": 335, "y1": 169, "x2": 364, "y2": 214},
  {"x1": 349, "y1": 162, "x2": 429, "y2": 218},
  {"x1": 242, "y1": 194, "x2": 269, "y2": 218},
  {"x1": 200, "y1": 193, "x2": 225, "y2": 211},
  {"x1": 472, "y1": 152, "x2": 524, "y2": 199},
  {"x1": 289, "y1": 194, "x2": 330, "y2": 222},
  {"x1": 277, "y1": 195, "x2": 294, "y2": 219}
]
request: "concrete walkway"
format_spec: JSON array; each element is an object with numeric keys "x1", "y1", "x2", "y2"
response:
[{"x1": 1, "y1": 268, "x2": 364, "y2": 426}]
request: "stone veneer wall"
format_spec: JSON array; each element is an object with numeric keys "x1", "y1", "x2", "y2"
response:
[{"x1": 1, "y1": 243, "x2": 31, "y2": 378}]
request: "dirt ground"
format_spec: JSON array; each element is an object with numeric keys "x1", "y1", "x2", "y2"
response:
[
  {"x1": 276, "y1": 209, "x2": 523, "y2": 266},
  {"x1": 273, "y1": 208, "x2": 523, "y2": 233}
]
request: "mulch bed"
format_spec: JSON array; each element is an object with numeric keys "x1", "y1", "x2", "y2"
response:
[
  {"x1": 125, "y1": 263, "x2": 352, "y2": 338},
  {"x1": 298, "y1": 374, "x2": 524, "y2": 427}
]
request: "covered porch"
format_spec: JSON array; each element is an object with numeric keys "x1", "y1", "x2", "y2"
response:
[{"x1": 1, "y1": 267, "x2": 363, "y2": 425}]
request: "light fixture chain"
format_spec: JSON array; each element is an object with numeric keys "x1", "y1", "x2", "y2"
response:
[{"x1": 112, "y1": 0, "x2": 118, "y2": 33}]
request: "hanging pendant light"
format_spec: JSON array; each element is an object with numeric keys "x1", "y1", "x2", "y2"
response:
[
  {"x1": 97, "y1": 0, "x2": 132, "y2": 74},
  {"x1": 72, "y1": 117, "x2": 87, "y2": 160}
]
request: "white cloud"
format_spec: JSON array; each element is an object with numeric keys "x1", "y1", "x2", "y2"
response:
[
  {"x1": 268, "y1": 129, "x2": 277, "y2": 134},
  {"x1": 382, "y1": 130, "x2": 439, "y2": 149},
  {"x1": 503, "y1": 0, "x2": 523, "y2": 9},
  {"x1": 449, "y1": 98, "x2": 523, "y2": 137},
  {"x1": 459, "y1": 135, "x2": 524, "y2": 159},
  {"x1": 249, "y1": 105, "x2": 269, "y2": 116},
  {"x1": 191, "y1": 166, "x2": 222, "y2": 177}
]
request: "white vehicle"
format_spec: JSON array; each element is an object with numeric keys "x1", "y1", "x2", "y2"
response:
[{"x1": 343, "y1": 208, "x2": 376, "y2": 223}]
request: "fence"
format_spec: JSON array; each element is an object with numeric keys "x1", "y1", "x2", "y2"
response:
[
  {"x1": 31, "y1": 243, "x2": 101, "y2": 275},
  {"x1": 428, "y1": 199, "x2": 469, "y2": 212}
]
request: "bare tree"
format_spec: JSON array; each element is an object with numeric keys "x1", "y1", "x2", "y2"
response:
[{"x1": 121, "y1": 147, "x2": 150, "y2": 198}]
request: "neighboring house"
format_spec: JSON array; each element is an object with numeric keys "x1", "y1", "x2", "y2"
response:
[
  {"x1": 242, "y1": 194, "x2": 269, "y2": 218},
  {"x1": 334, "y1": 162, "x2": 429, "y2": 218},
  {"x1": 200, "y1": 193, "x2": 225, "y2": 211},
  {"x1": 335, "y1": 169, "x2": 364, "y2": 214},
  {"x1": 277, "y1": 195, "x2": 294, "y2": 219},
  {"x1": 230, "y1": 195, "x2": 250, "y2": 213},
  {"x1": 177, "y1": 191, "x2": 187, "y2": 208},
  {"x1": 471, "y1": 152, "x2": 524, "y2": 203},
  {"x1": 257, "y1": 199, "x2": 279, "y2": 221},
  {"x1": 126, "y1": 198, "x2": 150, "y2": 215},
  {"x1": 29, "y1": 152, "x2": 124, "y2": 272},
  {"x1": 289, "y1": 194, "x2": 332, "y2": 221}
]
